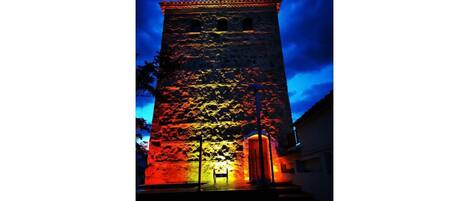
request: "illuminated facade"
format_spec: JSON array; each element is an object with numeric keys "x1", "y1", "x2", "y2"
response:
[{"x1": 145, "y1": 0, "x2": 294, "y2": 186}]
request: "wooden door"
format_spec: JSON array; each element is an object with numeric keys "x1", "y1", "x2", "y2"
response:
[{"x1": 248, "y1": 137, "x2": 271, "y2": 183}]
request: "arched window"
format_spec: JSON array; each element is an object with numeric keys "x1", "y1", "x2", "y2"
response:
[
  {"x1": 190, "y1": 20, "x2": 201, "y2": 32},
  {"x1": 242, "y1": 18, "x2": 253, "y2": 31},
  {"x1": 217, "y1": 18, "x2": 228, "y2": 31}
]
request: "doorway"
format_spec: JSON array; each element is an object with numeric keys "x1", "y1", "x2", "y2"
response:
[{"x1": 248, "y1": 136, "x2": 271, "y2": 183}]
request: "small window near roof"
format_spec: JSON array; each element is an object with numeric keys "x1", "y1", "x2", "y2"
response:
[
  {"x1": 190, "y1": 20, "x2": 201, "y2": 32},
  {"x1": 217, "y1": 18, "x2": 228, "y2": 31},
  {"x1": 242, "y1": 18, "x2": 253, "y2": 31}
]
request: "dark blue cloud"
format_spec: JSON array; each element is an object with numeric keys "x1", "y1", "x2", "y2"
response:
[
  {"x1": 136, "y1": 94, "x2": 154, "y2": 108},
  {"x1": 279, "y1": 0, "x2": 333, "y2": 78},
  {"x1": 136, "y1": 0, "x2": 163, "y2": 65},
  {"x1": 290, "y1": 82, "x2": 333, "y2": 121}
]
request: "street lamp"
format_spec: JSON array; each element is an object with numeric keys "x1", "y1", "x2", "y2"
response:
[{"x1": 249, "y1": 84, "x2": 275, "y2": 186}]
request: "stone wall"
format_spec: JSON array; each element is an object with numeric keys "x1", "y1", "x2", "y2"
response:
[{"x1": 145, "y1": 4, "x2": 293, "y2": 185}]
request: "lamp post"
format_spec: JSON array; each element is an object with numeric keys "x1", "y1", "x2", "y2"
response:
[
  {"x1": 198, "y1": 135, "x2": 203, "y2": 192},
  {"x1": 267, "y1": 130, "x2": 275, "y2": 184},
  {"x1": 250, "y1": 83, "x2": 273, "y2": 186},
  {"x1": 250, "y1": 84, "x2": 276, "y2": 185}
]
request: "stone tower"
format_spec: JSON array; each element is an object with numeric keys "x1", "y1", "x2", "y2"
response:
[{"x1": 145, "y1": 0, "x2": 294, "y2": 185}]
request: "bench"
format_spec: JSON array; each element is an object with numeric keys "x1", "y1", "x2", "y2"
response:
[{"x1": 213, "y1": 168, "x2": 229, "y2": 184}]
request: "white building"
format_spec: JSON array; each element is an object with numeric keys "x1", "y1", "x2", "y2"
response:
[{"x1": 285, "y1": 91, "x2": 333, "y2": 201}]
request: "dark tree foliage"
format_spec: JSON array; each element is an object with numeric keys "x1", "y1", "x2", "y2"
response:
[
  {"x1": 136, "y1": 48, "x2": 182, "y2": 97},
  {"x1": 136, "y1": 61, "x2": 157, "y2": 96},
  {"x1": 136, "y1": 118, "x2": 150, "y2": 154},
  {"x1": 136, "y1": 117, "x2": 150, "y2": 132},
  {"x1": 136, "y1": 118, "x2": 150, "y2": 185}
]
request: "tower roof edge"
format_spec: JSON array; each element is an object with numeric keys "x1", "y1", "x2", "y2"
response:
[{"x1": 159, "y1": 0, "x2": 282, "y2": 13}]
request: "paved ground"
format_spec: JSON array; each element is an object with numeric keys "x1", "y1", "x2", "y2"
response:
[{"x1": 137, "y1": 183, "x2": 316, "y2": 201}]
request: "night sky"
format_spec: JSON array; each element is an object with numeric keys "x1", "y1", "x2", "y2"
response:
[{"x1": 136, "y1": 0, "x2": 333, "y2": 129}]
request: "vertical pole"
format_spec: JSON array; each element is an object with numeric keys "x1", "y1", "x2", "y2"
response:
[
  {"x1": 198, "y1": 135, "x2": 202, "y2": 192},
  {"x1": 255, "y1": 88, "x2": 266, "y2": 185},
  {"x1": 267, "y1": 132, "x2": 275, "y2": 184}
]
